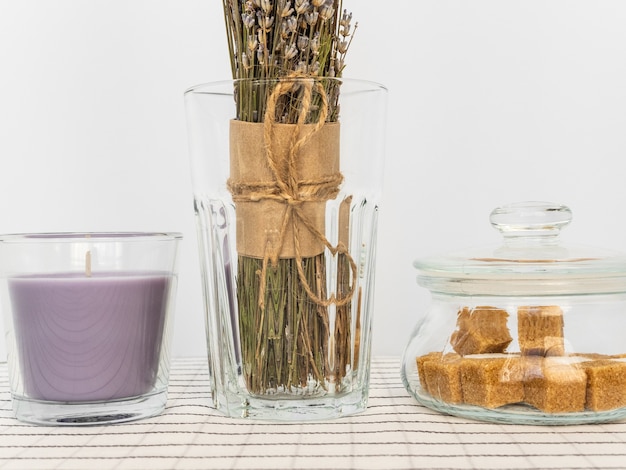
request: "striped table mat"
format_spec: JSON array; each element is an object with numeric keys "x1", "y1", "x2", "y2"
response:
[{"x1": 1, "y1": 357, "x2": 626, "y2": 470}]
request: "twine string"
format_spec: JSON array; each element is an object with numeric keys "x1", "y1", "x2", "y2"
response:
[{"x1": 250, "y1": 76, "x2": 358, "y2": 310}]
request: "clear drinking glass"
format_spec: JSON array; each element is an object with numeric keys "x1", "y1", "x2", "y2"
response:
[
  {"x1": 0, "y1": 232, "x2": 182, "y2": 425},
  {"x1": 185, "y1": 78, "x2": 387, "y2": 420}
]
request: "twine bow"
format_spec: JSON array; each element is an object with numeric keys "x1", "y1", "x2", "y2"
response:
[{"x1": 233, "y1": 76, "x2": 358, "y2": 311}]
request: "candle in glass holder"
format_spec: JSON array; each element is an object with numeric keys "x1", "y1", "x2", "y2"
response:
[
  {"x1": 9, "y1": 271, "x2": 171, "y2": 402},
  {"x1": 0, "y1": 232, "x2": 181, "y2": 425}
]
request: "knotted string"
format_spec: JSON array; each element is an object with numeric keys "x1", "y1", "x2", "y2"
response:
[{"x1": 231, "y1": 76, "x2": 358, "y2": 311}]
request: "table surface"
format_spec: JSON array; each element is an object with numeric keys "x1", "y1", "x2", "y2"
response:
[{"x1": 1, "y1": 357, "x2": 626, "y2": 470}]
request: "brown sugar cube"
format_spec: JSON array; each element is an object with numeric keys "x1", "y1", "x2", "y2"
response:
[
  {"x1": 517, "y1": 305, "x2": 565, "y2": 356},
  {"x1": 524, "y1": 357, "x2": 587, "y2": 413},
  {"x1": 575, "y1": 353, "x2": 611, "y2": 360},
  {"x1": 416, "y1": 352, "x2": 443, "y2": 394},
  {"x1": 460, "y1": 354, "x2": 525, "y2": 408},
  {"x1": 422, "y1": 353, "x2": 463, "y2": 404},
  {"x1": 581, "y1": 359, "x2": 626, "y2": 411},
  {"x1": 450, "y1": 306, "x2": 512, "y2": 356}
]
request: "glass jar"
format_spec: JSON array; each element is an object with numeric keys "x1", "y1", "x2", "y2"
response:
[{"x1": 401, "y1": 202, "x2": 626, "y2": 425}]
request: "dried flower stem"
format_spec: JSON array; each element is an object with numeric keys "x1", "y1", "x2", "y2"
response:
[
  {"x1": 222, "y1": 0, "x2": 356, "y2": 396},
  {"x1": 222, "y1": 0, "x2": 356, "y2": 122}
]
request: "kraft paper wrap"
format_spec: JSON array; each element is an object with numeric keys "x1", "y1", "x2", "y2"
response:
[{"x1": 228, "y1": 119, "x2": 343, "y2": 260}]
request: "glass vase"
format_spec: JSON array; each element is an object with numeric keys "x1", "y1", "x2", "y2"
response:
[{"x1": 185, "y1": 77, "x2": 387, "y2": 420}]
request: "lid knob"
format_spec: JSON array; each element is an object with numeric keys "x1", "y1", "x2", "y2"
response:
[{"x1": 490, "y1": 202, "x2": 572, "y2": 239}]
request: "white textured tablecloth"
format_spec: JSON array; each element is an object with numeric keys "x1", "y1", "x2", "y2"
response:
[{"x1": 1, "y1": 357, "x2": 626, "y2": 470}]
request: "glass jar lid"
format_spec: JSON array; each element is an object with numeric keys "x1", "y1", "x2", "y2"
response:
[{"x1": 414, "y1": 202, "x2": 626, "y2": 296}]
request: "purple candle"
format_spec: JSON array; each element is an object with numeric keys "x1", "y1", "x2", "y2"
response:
[{"x1": 9, "y1": 271, "x2": 171, "y2": 402}]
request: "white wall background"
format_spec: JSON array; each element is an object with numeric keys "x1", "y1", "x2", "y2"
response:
[{"x1": 1, "y1": 0, "x2": 626, "y2": 360}]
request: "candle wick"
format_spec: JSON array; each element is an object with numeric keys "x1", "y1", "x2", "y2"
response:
[{"x1": 85, "y1": 250, "x2": 92, "y2": 277}]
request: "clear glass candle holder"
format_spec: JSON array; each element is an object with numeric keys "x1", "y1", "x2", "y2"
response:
[
  {"x1": 185, "y1": 78, "x2": 387, "y2": 420},
  {"x1": 0, "y1": 232, "x2": 182, "y2": 425}
]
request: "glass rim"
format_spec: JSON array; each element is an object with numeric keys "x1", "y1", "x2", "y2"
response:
[
  {"x1": 184, "y1": 76, "x2": 388, "y2": 96},
  {"x1": 0, "y1": 232, "x2": 183, "y2": 243}
]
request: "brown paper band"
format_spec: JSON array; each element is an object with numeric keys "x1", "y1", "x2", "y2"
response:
[
  {"x1": 228, "y1": 120, "x2": 341, "y2": 259},
  {"x1": 227, "y1": 76, "x2": 357, "y2": 310}
]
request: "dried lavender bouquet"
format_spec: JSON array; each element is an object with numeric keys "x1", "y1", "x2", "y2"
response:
[{"x1": 221, "y1": 0, "x2": 357, "y2": 395}]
